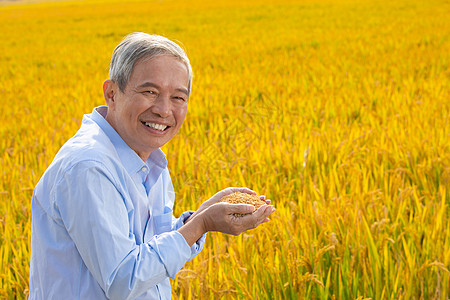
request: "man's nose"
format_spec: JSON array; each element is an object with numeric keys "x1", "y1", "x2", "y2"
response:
[{"x1": 151, "y1": 95, "x2": 171, "y2": 118}]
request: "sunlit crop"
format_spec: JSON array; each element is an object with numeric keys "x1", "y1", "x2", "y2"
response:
[{"x1": 0, "y1": 0, "x2": 449, "y2": 298}]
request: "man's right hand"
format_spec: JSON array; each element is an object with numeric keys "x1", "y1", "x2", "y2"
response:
[
  {"x1": 184, "y1": 187, "x2": 263, "y2": 224},
  {"x1": 200, "y1": 201, "x2": 274, "y2": 235},
  {"x1": 177, "y1": 198, "x2": 275, "y2": 246}
]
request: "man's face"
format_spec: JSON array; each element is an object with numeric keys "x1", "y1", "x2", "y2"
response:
[{"x1": 104, "y1": 55, "x2": 189, "y2": 161}]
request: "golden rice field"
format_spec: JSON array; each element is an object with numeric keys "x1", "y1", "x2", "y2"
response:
[{"x1": 1, "y1": 0, "x2": 449, "y2": 298}]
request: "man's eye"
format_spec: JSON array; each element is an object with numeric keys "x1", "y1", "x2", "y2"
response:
[
  {"x1": 174, "y1": 96, "x2": 186, "y2": 102},
  {"x1": 143, "y1": 90, "x2": 158, "y2": 96}
]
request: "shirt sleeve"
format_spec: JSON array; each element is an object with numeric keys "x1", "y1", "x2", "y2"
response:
[
  {"x1": 52, "y1": 160, "x2": 193, "y2": 300},
  {"x1": 173, "y1": 211, "x2": 207, "y2": 260}
]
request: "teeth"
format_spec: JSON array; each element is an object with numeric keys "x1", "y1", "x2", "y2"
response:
[{"x1": 144, "y1": 122, "x2": 167, "y2": 131}]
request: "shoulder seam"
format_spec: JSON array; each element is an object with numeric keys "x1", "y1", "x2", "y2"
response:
[{"x1": 51, "y1": 159, "x2": 120, "y2": 203}]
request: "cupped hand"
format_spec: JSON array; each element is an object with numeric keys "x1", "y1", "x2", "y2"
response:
[
  {"x1": 200, "y1": 201, "x2": 275, "y2": 235},
  {"x1": 186, "y1": 187, "x2": 258, "y2": 223},
  {"x1": 178, "y1": 190, "x2": 274, "y2": 246}
]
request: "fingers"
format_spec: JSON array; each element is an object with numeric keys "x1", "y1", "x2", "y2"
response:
[
  {"x1": 254, "y1": 204, "x2": 275, "y2": 219},
  {"x1": 209, "y1": 187, "x2": 258, "y2": 205},
  {"x1": 219, "y1": 197, "x2": 274, "y2": 221},
  {"x1": 245, "y1": 204, "x2": 275, "y2": 228},
  {"x1": 219, "y1": 187, "x2": 257, "y2": 198},
  {"x1": 259, "y1": 195, "x2": 271, "y2": 205},
  {"x1": 202, "y1": 202, "x2": 275, "y2": 235},
  {"x1": 226, "y1": 204, "x2": 275, "y2": 233},
  {"x1": 232, "y1": 187, "x2": 257, "y2": 195},
  {"x1": 223, "y1": 203, "x2": 255, "y2": 215}
]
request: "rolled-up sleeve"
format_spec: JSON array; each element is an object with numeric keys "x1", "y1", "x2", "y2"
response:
[
  {"x1": 173, "y1": 211, "x2": 207, "y2": 260},
  {"x1": 53, "y1": 161, "x2": 195, "y2": 300}
]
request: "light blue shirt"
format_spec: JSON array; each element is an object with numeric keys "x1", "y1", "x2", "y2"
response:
[{"x1": 29, "y1": 106, "x2": 205, "y2": 300}]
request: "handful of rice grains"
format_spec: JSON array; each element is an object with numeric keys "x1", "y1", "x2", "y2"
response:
[{"x1": 219, "y1": 192, "x2": 267, "y2": 217}]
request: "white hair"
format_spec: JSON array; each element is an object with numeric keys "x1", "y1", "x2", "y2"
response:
[{"x1": 109, "y1": 32, "x2": 193, "y2": 95}]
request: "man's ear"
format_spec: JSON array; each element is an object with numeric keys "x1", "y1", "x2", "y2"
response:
[{"x1": 103, "y1": 79, "x2": 117, "y2": 107}]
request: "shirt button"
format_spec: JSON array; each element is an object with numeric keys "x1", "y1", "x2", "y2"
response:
[{"x1": 142, "y1": 167, "x2": 148, "y2": 172}]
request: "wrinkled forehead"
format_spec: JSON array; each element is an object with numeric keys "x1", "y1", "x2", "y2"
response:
[
  {"x1": 135, "y1": 54, "x2": 187, "y2": 73},
  {"x1": 132, "y1": 54, "x2": 191, "y2": 93}
]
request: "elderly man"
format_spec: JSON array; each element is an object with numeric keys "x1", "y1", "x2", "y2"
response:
[{"x1": 28, "y1": 32, "x2": 275, "y2": 299}]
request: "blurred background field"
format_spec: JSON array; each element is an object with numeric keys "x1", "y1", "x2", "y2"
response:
[{"x1": 0, "y1": 0, "x2": 449, "y2": 299}]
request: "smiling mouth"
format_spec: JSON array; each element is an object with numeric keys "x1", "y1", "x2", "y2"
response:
[{"x1": 142, "y1": 121, "x2": 169, "y2": 131}]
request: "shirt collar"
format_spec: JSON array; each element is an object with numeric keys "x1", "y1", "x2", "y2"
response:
[{"x1": 90, "y1": 106, "x2": 167, "y2": 175}]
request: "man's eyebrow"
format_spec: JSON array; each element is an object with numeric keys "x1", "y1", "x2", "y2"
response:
[
  {"x1": 136, "y1": 82, "x2": 189, "y2": 96},
  {"x1": 175, "y1": 87, "x2": 189, "y2": 96},
  {"x1": 136, "y1": 82, "x2": 160, "y2": 89}
]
